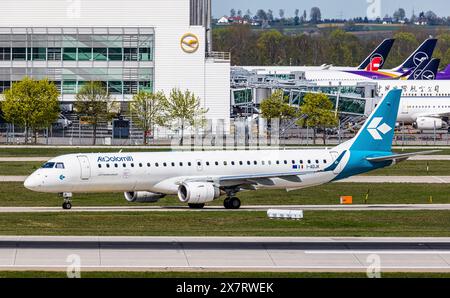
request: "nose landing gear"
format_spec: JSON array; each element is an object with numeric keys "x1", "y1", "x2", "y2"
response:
[{"x1": 60, "y1": 192, "x2": 73, "y2": 210}]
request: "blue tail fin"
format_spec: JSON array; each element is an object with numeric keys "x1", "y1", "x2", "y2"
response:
[
  {"x1": 349, "y1": 89, "x2": 402, "y2": 152},
  {"x1": 357, "y1": 38, "x2": 395, "y2": 70},
  {"x1": 394, "y1": 38, "x2": 437, "y2": 71},
  {"x1": 412, "y1": 58, "x2": 440, "y2": 80}
]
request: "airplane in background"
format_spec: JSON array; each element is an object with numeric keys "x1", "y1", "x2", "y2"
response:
[
  {"x1": 307, "y1": 38, "x2": 438, "y2": 84},
  {"x1": 375, "y1": 75, "x2": 450, "y2": 130},
  {"x1": 241, "y1": 38, "x2": 395, "y2": 74},
  {"x1": 24, "y1": 90, "x2": 434, "y2": 210}
]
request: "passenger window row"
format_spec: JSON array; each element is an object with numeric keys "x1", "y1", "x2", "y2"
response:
[{"x1": 97, "y1": 159, "x2": 328, "y2": 169}]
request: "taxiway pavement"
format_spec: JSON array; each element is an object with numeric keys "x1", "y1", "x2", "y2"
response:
[{"x1": 0, "y1": 236, "x2": 448, "y2": 272}]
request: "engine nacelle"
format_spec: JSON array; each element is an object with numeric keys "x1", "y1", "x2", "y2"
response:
[
  {"x1": 124, "y1": 191, "x2": 166, "y2": 203},
  {"x1": 414, "y1": 117, "x2": 443, "y2": 130},
  {"x1": 178, "y1": 182, "x2": 220, "y2": 204}
]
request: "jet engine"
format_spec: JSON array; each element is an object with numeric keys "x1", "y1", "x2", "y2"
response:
[
  {"x1": 177, "y1": 182, "x2": 220, "y2": 204},
  {"x1": 124, "y1": 191, "x2": 166, "y2": 203},
  {"x1": 414, "y1": 117, "x2": 443, "y2": 130}
]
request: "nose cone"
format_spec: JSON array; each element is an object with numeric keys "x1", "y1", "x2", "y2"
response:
[{"x1": 24, "y1": 175, "x2": 40, "y2": 191}]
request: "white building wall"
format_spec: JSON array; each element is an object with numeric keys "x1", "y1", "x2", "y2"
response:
[
  {"x1": 205, "y1": 59, "x2": 231, "y2": 124},
  {"x1": 0, "y1": 0, "x2": 230, "y2": 122}
]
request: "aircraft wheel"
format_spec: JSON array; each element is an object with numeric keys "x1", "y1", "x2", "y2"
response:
[
  {"x1": 224, "y1": 197, "x2": 241, "y2": 209},
  {"x1": 62, "y1": 202, "x2": 72, "y2": 210},
  {"x1": 188, "y1": 203, "x2": 205, "y2": 209}
]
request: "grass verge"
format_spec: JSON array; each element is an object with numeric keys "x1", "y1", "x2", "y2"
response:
[
  {"x1": 0, "y1": 182, "x2": 449, "y2": 207},
  {"x1": 0, "y1": 211, "x2": 448, "y2": 237}
]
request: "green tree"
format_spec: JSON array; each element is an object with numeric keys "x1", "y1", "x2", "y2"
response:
[
  {"x1": 296, "y1": 93, "x2": 338, "y2": 145},
  {"x1": 130, "y1": 91, "x2": 166, "y2": 145},
  {"x1": 326, "y1": 29, "x2": 362, "y2": 66},
  {"x1": 161, "y1": 88, "x2": 208, "y2": 146},
  {"x1": 74, "y1": 81, "x2": 116, "y2": 145},
  {"x1": 256, "y1": 30, "x2": 286, "y2": 65},
  {"x1": 260, "y1": 90, "x2": 297, "y2": 139},
  {"x1": 386, "y1": 32, "x2": 418, "y2": 68},
  {"x1": 2, "y1": 77, "x2": 60, "y2": 144}
]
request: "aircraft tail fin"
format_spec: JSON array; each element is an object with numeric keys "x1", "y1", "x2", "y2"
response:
[
  {"x1": 394, "y1": 38, "x2": 438, "y2": 71},
  {"x1": 358, "y1": 38, "x2": 395, "y2": 70},
  {"x1": 409, "y1": 58, "x2": 440, "y2": 80},
  {"x1": 343, "y1": 89, "x2": 402, "y2": 153},
  {"x1": 407, "y1": 58, "x2": 430, "y2": 80}
]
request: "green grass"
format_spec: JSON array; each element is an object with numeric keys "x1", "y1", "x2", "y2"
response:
[
  {"x1": 1, "y1": 182, "x2": 449, "y2": 207},
  {"x1": 364, "y1": 160, "x2": 450, "y2": 176},
  {"x1": 1, "y1": 271, "x2": 449, "y2": 278},
  {"x1": 0, "y1": 211, "x2": 448, "y2": 237}
]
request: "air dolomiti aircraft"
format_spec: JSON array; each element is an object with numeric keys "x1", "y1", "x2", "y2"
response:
[{"x1": 24, "y1": 90, "x2": 433, "y2": 210}]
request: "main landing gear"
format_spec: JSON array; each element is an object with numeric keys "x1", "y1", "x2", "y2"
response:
[
  {"x1": 224, "y1": 197, "x2": 241, "y2": 209},
  {"x1": 60, "y1": 192, "x2": 73, "y2": 210}
]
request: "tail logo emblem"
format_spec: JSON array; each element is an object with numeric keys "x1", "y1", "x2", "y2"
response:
[
  {"x1": 421, "y1": 70, "x2": 435, "y2": 80},
  {"x1": 367, "y1": 117, "x2": 392, "y2": 140},
  {"x1": 413, "y1": 52, "x2": 429, "y2": 66}
]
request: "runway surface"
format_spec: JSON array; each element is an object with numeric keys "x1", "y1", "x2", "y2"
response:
[
  {"x1": 0, "y1": 204, "x2": 449, "y2": 213},
  {"x1": 3, "y1": 175, "x2": 450, "y2": 183},
  {"x1": 0, "y1": 236, "x2": 448, "y2": 272},
  {"x1": 0, "y1": 157, "x2": 49, "y2": 162},
  {"x1": 0, "y1": 176, "x2": 27, "y2": 182}
]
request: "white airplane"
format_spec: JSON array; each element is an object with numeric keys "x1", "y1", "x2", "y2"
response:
[
  {"x1": 24, "y1": 90, "x2": 433, "y2": 210},
  {"x1": 375, "y1": 80, "x2": 450, "y2": 130}
]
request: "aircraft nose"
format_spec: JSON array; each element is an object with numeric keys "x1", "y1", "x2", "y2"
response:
[{"x1": 24, "y1": 174, "x2": 41, "y2": 191}]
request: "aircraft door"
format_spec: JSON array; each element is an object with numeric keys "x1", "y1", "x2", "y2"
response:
[
  {"x1": 401, "y1": 101, "x2": 409, "y2": 114},
  {"x1": 77, "y1": 155, "x2": 91, "y2": 180},
  {"x1": 330, "y1": 151, "x2": 343, "y2": 175}
]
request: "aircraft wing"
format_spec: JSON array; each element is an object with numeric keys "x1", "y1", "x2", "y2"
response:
[
  {"x1": 182, "y1": 171, "x2": 318, "y2": 188},
  {"x1": 366, "y1": 150, "x2": 440, "y2": 163}
]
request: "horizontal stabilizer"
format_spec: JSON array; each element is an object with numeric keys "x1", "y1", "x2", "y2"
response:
[{"x1": 366, "y1": 150, "x2": 440, "y2": 162}]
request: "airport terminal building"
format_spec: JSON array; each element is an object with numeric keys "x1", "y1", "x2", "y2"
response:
[{"x1": 0, "y1": 0, "x2": 230, "y2": 127}]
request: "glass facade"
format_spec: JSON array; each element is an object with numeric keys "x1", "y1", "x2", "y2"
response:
[{"x1": 0, "y1": 27, "x2": 154, "y2": 96}]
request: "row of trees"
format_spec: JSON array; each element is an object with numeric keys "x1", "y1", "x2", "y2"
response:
[
  {"x1": 1, "y1": 78, "x2": 208, "y2": 145},
  {"x1": 213, "y1": 26, "x2": 450, "y2": 68},
  {"x1": 260, "y1": 90, "x2": 337, "y2": 145},
  {"x1": 226, "y1": 7, "x2": 449, "y2": 26},
  {"x1": 228, "y1": 7, "x2": 321, "y2": 25}
]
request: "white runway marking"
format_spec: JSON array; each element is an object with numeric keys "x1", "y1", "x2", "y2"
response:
[{"x1": 0, "y1": 204, "x2": 449, "y2": 213}]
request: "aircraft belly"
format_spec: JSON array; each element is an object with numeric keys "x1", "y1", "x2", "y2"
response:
[{"x1": 255, "y1": 172, "x2": 335, "y2": 190}]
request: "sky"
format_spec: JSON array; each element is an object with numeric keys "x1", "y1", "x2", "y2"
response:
[{"x1": 212, "y1": 0, "x2": 450, "y2": 19}]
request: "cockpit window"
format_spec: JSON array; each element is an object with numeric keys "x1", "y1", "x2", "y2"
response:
[
  {"x1": 42, "y1": 162, "x2": 55, "y2": 169},
  {"x1": 55, "y1": 163, "x2": 65, "y2": 169}
]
